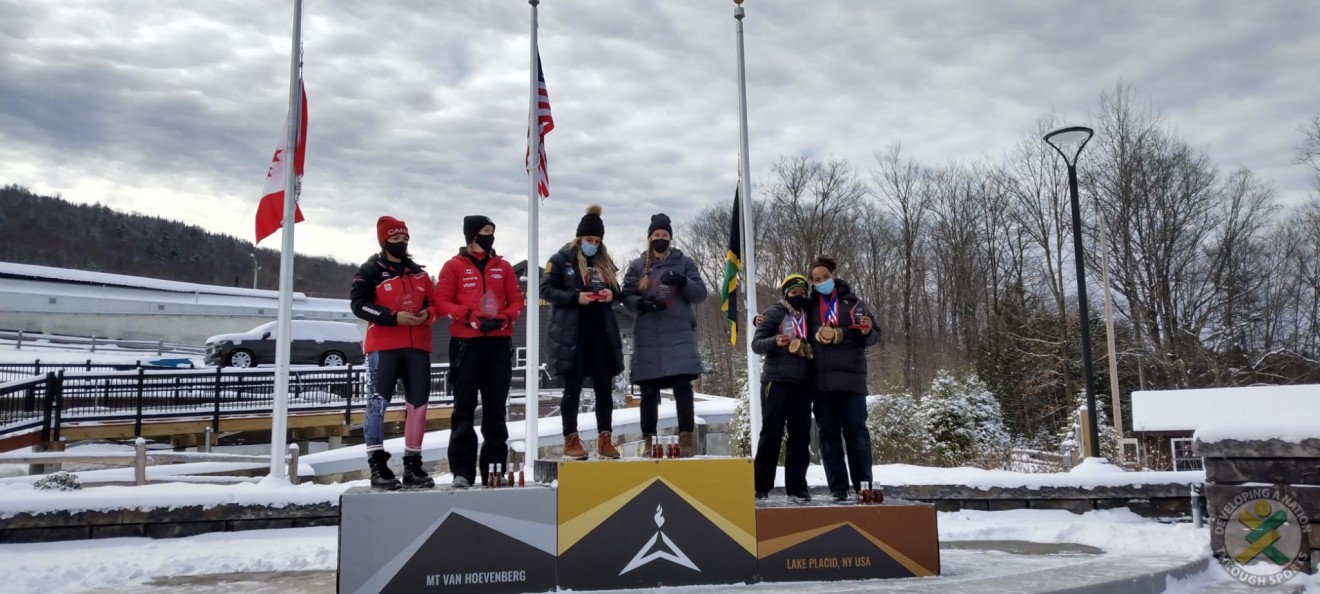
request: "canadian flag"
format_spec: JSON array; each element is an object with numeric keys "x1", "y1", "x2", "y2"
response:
[{"x1": 255, "y1": 79, "x2": 308, "y2": 244}]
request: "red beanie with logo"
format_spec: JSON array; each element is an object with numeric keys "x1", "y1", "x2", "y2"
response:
[{"x1": 376, "y1": 216, "x2": 409, "y2": 245}]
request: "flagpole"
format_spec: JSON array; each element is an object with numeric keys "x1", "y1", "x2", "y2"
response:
[
  {"x1": 734, "y1": 0, "x2": 762, "y2": 456},
  {"x1": 523, "y1": 0, "x2": 542, "y2": 478},
  {"x1": 267, "y1": 0, "x2": 302, "y2": 482}
]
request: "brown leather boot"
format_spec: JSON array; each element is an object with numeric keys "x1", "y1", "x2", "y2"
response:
[
  {"x1": 643, "y1": 434, "x2": 656, "y2": 458},
  {"x1": 678, "y1": 431, "x2": 697, "y2": 458},
  {"x1": 597, "y1": 431, "x2": 621, "y2": 459},
  {"x1": 563, "y1": 433, "x2": 588, "y2": 460}
]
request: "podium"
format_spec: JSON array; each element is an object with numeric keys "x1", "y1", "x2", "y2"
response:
[
  {"x1": 556, "y1": 458, "x2": 758, "y2": 590},
  {"x1": 337, "y1": 459, "x2": 940, "y2": 592},
  {"x1": 338, "y1": 486, "x2": 557, "y2": 594},
  {"x1": 756, "y1": 499, "x2": 940, "y2": 582}
]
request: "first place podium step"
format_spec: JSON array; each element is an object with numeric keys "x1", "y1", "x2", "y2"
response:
[{"x1": 556, "y1": 457, "x2": 759, "y2": 591}]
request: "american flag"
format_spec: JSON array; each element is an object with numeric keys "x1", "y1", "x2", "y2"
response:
[{"x1": 527, "y1": 53, "x2": 554, "y2": 199}]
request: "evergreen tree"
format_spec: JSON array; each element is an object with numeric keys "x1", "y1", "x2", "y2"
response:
[{"x1": 866, "y1": 392, "x2": 926, "y2": 464}]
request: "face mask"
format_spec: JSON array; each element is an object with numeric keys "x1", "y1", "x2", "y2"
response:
[
  {"x1": 474, "y1": 234, "x2": 495, "y2": 252},
  {"x1": 382, "y1": 242, "x2": 408, "y2": 258},
  {"x1": 580, "y1": 241, "x2": 599, "y2": 257},
  {"x1": 787, "y1": 295, "x2": 808, "y2": 310},
  {"x1": 814, "y1": 279, "x2": 835, "y2": 295},
  {"x1": 650, "y1": 238, "x2": 670, "y2": 254}
]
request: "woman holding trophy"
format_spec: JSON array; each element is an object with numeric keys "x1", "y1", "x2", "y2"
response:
[
  {"x1": 621, "y1": 213, "x2": 709, "y2": 457},
  {"x1": 805, "y1": 256, "x2": 881, "y2": 502},
  {"x1": 541, "y1": 205, "x2": 625, "y2": 460},
  {"x1": 750, "y1": 274, "x2": 815, "y2": 501}
]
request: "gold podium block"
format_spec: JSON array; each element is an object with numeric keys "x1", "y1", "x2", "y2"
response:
[
  {"x1": 756, "y1": 502, "x2": 940, "y2": 581},
  {"x1": 556, "y1": 458, "x2": 757, "y2": 590}
]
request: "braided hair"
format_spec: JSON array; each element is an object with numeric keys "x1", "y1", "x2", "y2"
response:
[{"x1": 637, "y1": 248, "x2": 655, "y2": 292}]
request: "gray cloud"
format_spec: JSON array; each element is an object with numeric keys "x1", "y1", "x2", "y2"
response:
[{"x1": 2, "y1": 0, "x2": 1316, "y2": 269}]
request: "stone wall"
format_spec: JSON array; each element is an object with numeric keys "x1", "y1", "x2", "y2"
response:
[
  {"x1": 1197, "y1": 434, "x2": 1319, "y2": 576},
  {"x1": 0, "y1": 501, "x2": 338, "y2": 543}
]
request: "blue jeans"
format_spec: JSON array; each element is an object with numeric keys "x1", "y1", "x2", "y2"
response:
[{"x1": 813, "y1": 391, "x2": 872, "y2": 494}]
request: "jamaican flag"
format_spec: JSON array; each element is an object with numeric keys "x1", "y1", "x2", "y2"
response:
[{"x1": 720, "y1": 188, "x2": 742, "y2": 345}]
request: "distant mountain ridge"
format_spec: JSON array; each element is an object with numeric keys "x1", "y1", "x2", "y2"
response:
[{"x1": 0, "y1": 184, "x2": 358, "y2": 298}]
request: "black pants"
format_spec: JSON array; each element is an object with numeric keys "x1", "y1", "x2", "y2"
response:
[
  {"x1": 753, "y1": 381, "x2": 812, "y2": 494},
  {"x1": 814, "y1": 390, "x2": 872, "y2": 494},
  {"x1": 638, "y1": 375, "x2": 695, "y2": 434},
  {"x1": 447, "y1": 336, "x2": 512, "y2": 484},
  {"x1": 561, "y1": 335, "x2": 614, "y2": 436}
]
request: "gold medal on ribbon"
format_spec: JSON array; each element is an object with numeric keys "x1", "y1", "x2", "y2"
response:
[
  {"x1": 816, "y1": 326, "x2": 837, "y2": 344},
  {"x1": 788, "y1": 338, "x2": 802, "y2": 354}
]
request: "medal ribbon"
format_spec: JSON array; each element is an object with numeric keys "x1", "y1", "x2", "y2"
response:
[
  {"x1": 819, "y1": 292, "x2": 839, "y2": 326},
  {"x1": 791, "y1": 311, "x2": 807, "y2": 338}
]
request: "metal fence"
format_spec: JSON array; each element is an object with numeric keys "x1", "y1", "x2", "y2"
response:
[{"x1": 0, "y1": 363, "x2": 457, "y2": 443}]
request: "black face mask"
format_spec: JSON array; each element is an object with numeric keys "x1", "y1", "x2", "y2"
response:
[
  {"x1": 786, "y1": 295, "x2": 809, "y2": 310},
  {"x1": 382, "y1": 242, "x2": 408, "y2": 258},
  {"x1": 650, "y1": 238, "x2": 670, "y2": 254},
  {"x1": 474, "y1": 234, "x2": 495, "y2": 252}
]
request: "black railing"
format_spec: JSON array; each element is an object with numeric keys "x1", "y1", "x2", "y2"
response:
[{"x1": 0, "y1": 364, "x2": 458, "y2": 443}]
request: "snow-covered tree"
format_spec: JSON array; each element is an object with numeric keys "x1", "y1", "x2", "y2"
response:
[
  {"x1": 1057, "y1": 390, "x2": 1122, "y2": 462},
  {"x1": 917, "y1": 370, "x2": 1011, "y2": 467},
  {"x1": 733, "y1": 388, "x2": 755, "y2": 456},
  {"x1": 866, "y1": 392, "x2": 927, "y2": 464}
]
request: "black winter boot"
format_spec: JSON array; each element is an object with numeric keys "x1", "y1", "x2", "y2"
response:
[
  {"x1": 368, "y1": 450, "x2": 401, "y2": 490},
  {"x1": 402, "y1": 453, "x2": 435, "y2": 488}
]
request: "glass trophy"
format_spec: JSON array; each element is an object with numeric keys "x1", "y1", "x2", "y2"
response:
[
  {"x1": 480, "y1": 290, "x2": 500, "y2": 318},
  {"x1": 779, "y1": 315, "x2": 796, "y2": 338},
  {"x1": 587, "y1": 267, "x2": 605, "y2": 293}
]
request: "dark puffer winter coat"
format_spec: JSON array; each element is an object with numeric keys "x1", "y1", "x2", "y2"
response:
[
  {"x1": 621, "y1": 248, "x2": 708, "y2": 383},
  {"x1": 751, "y1": 301, "x2": 812, "y2": 384},
  {"x1": 805, "y1": 279, "x2": 881, "y2": 394},
  {"x1": 540, "y1": 245, "x2": 625, "y2": 377}
]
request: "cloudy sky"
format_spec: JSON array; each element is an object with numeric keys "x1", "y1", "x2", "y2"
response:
[{"x1": 2, "y1": 0, "x2": 1317, "y2": 268}]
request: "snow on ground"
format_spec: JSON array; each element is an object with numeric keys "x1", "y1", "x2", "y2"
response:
[
  {"x1": 938, "y1": 508, "x2": 1205, "y2": 558},
  {"x1": 0, "y1": 526, "x2": 338, "y2": 593},
  {"x1": 0, "y1": 508, "x2": 1218, "y2": 594}
]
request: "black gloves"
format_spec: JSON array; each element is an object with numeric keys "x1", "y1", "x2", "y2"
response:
[
  {"x1": 660, "y1": 270, "x2": 688, "y2": 287},
  {"x1": 637, "y1": 297, "x2": 668, "y2": 312},
  {"x1": 478, "y1": 317, "x2": 506, "y2": 332}
]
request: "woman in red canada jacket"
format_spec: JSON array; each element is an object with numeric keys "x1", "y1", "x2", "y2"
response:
[
  {"x1": 433, "y1": 215, "x2": 524, "y2": 488},
  {"x1": 350, "y1": 216, "x2": 440, "y2": 490}
]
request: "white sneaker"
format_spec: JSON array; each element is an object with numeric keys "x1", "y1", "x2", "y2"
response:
[{"x1": 451, "y1": 476, "x2": 472, "y2": 489}]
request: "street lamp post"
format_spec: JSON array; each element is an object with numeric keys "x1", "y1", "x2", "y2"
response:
[
  {"x1": 250, "y1": 252, "x2": 261, "y2": 290},
  {"x1": 1044, "y1": 125, "x2": 1102, "y2": 460}
]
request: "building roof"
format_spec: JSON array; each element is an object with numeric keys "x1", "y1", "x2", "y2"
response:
[{"x1": 1131, "y1": 384, "x2": 1320, "y2": 432}]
